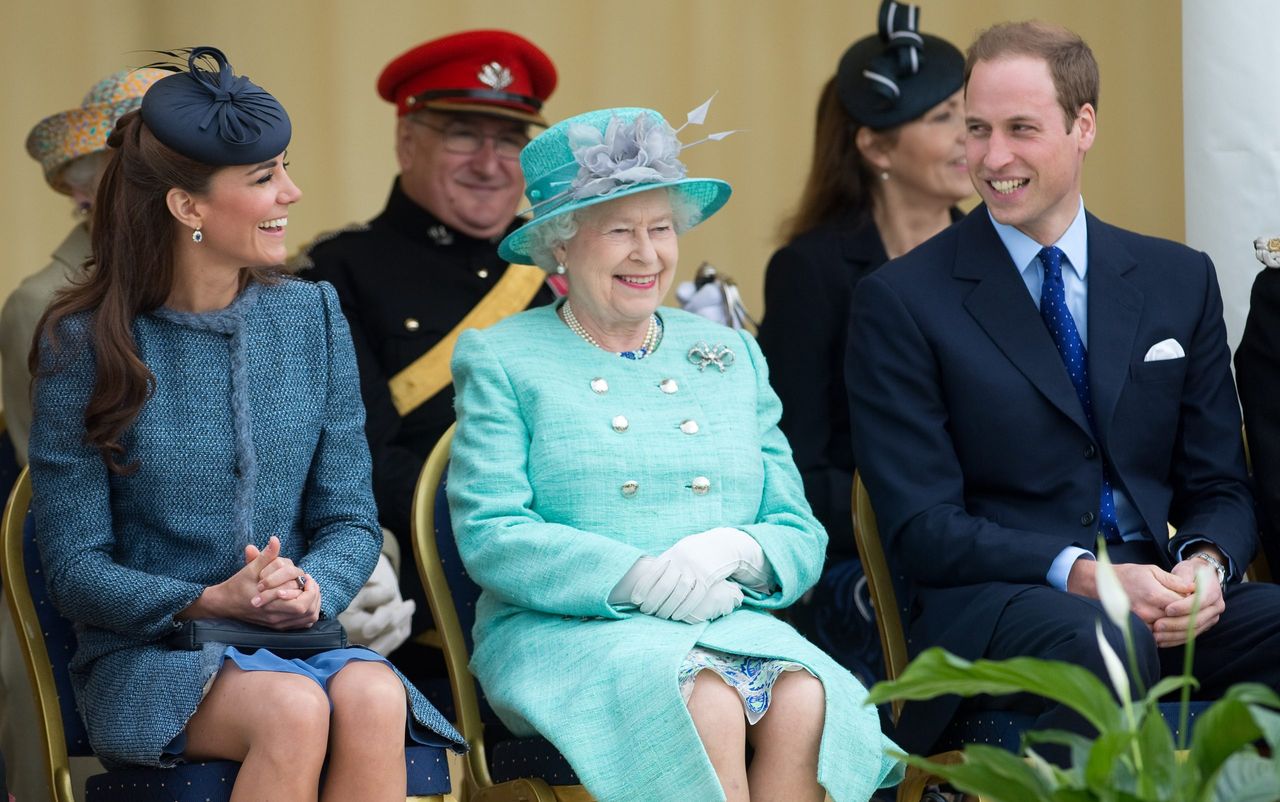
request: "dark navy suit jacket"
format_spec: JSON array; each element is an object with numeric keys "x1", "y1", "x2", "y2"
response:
[{"x1": 847, "y1": 206, "x2": 1256, "y2": 751}]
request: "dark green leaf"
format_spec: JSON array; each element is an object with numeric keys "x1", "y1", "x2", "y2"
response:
[
  {"x1": 1135, "y1": 704, "x2": 1177, "y2": 799},
  {"x1": 899, "y1": 745, "x2": 1055, "y2": 802},
  {"x1": 1247, "y1": 705, "x2": 1280, "y2": 753},
  {"x1": 1084, "y1": 730, "x2": 1137, "y2": 794},
  {"x1": 868, "y1": 648, "x2": 1123, "y2": 732},
  {"x1": 1189, "y1": 693, "x2": 1267, "y2": 779},
  {"x1": 1208, "y1": 752, "x2": 1280, "y2": 802},
  {"x1": 1144, "y1": 675, "x2": 1199, "y2": 706},
  {"x1": 1023, "y1": 729, "x2": 1095, "y2": 783}
]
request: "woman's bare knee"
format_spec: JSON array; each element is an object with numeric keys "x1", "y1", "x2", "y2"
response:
[
  {"x1": 755, "y1": 672, "x2": 825, "y2": 738},
  {"x1": 329, "y1": 661, "x2": 407, "y2": 725},
  {"x1": 185, "y1": 667, "x2": 330, "y2": 762}
]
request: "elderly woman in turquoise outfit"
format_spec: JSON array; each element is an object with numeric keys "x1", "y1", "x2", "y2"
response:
[
  {"x1": 28, "y1": 48, "x2": 462, "y2": 801},
  {"x1": 448, "y1": 103, "x2": 902, "y2": 802}
]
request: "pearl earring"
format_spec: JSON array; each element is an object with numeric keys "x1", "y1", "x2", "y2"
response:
[
  {"x1": 880, "y1": 171, "x2": 890, "y2": 182},
  {"x1": 555, "y1": 263, "x2": 567, "y2": 274},
  {"x1": 192, "y1": 227, "x2": 203, "y2": 244}
]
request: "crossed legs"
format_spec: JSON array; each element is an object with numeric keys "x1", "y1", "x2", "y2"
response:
[
  {"x1": 687, "y1": 669, "x2": 828, "y2": 802},
  {"x1": 183, "y1": 660, "x2": 408, "y2": 802}
]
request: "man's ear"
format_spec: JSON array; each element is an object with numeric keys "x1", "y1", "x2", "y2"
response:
[
  {"x1": 395, "y1": 118, "x2": 417, "y2": 171},
  {"x1": 166, "y1": 187, "x2": 202, "y2": 233},
  {"x1": 1074, "y1": 102, "x2": 1097, "y2": 154},
  {"x1": 854, "y1": 126, "x2": 892, "y2": 174}
]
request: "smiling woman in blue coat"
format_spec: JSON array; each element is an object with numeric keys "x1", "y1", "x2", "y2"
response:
[
  {"x1": 27, "y1": 48, "x2": 462, "y2": 802},
  {"x1": 448, "y1": 104, "x2": 902, "y2": 802}
]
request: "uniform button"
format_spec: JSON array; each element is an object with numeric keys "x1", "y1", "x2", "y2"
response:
[
  {"x1": 659, "y1": 378, "x2": 679, "y2": 394},
  {"x1": 404, "y1": 317, "x2": 420, "y2": 332},
  {"x1": 1080, "y1": 511, "x2": 1096, "y2": 526},
  {"x1": 620, "y1": 481, "x2": 639, "y2": 498},
  {"x1": 611, "y1": 415, "x2": 630, "y2": 433},
  {"x1": 590, "y1": 377, "x2": 609, "y2": 394},
  {"x1": 476, "y1": 268, "x2": 490, "y2": 279},
  {"x1": 1084, "y1": 443, "x2": 1097, "y2": 459},
  {"x1": 691, "y1": 476, "x2": 711, "y2": 495},
  {"x1": 679, "y1": 419, "x2": 699, "y2": 435}
]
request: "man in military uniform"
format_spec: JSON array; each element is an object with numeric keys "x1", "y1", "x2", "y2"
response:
[
  {"x1": 301, "y1": 29, "x2": 558, "y2": 547},
  {"x1": 299, "y1": 32, "x2": 559, "y2": 676}
]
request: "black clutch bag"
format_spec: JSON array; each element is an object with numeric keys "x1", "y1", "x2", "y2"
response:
[{"x1": 166, "y1": 618, "x2": 348, "y2": 659}]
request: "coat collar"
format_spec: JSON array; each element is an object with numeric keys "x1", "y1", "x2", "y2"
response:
[
  {"x1": 957, "y1": 206, "x2": 1141, "y2": 439},
  {"x1": 381, "y1": 177, "x2": 522, "y2": 249}
]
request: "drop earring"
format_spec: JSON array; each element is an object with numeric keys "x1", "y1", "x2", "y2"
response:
[
  {"x1": 192, "y1": 227, "x2": 203, "y2": 244},
  {"x1": 880, "y1": 171, "x2": 890, "y2": 181}
]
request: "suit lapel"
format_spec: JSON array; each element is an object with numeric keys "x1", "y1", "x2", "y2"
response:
[
  {"x1": 1083, "y1": 215, "x2": 1142, "y2": 443},
  {"x1": 957, "y1": 210, "x2": 1093, "y2": 436}
]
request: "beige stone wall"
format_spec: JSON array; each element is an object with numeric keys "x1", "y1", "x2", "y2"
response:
[{"x1": 0, "y1": 0, "x2": 1181, "y2": 357}]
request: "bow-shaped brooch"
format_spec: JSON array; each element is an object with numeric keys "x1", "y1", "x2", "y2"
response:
[{"x1": 687, "y1": 341, "x2": 735, "y2": 373}]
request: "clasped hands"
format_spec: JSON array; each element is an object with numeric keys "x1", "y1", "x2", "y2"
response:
[
  {"x1": 1074, "y1": 554, "x2": 1226, "y2": 648},
  {"x1": 184, "y1": 535, "x2": 321, "y2": 630},
  {"x1": 611, "y1": 528, "x2": 773, "y2": 625}
]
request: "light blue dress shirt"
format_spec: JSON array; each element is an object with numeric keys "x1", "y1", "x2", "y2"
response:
[{"x1": 989, "y1": 199, "x2": 1148, "y2": 590}]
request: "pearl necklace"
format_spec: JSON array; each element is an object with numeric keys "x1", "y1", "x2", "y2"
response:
[{"x1": 561, "y1": 300, "x2": 660, "y2": 359}]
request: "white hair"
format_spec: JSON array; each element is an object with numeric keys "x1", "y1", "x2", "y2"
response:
[{"x1": 523, "y1": 187, "x2": 702, "y2": 270}]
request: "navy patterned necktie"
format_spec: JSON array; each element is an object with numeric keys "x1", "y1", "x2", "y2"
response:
[{"x1": 1038, "y1": 246, "x2": 1122, "y2": 544}]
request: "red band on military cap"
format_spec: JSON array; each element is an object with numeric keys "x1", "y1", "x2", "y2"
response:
[{"x1": 378, "y1": 29, "x2": 557, "y2": 125}]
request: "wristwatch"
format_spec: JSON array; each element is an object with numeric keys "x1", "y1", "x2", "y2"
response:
[{"x1": 1190, "y1": 551, "x2": 1228, "y2": 592}]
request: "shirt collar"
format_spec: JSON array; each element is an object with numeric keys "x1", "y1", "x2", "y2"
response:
[{"x1": 989, "y1": 197, "x2": 1089, "y2": 280}]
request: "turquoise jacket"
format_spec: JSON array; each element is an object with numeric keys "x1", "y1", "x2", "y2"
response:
[{"x1": 449, "y1": 304, "x2": 901, "y2": 802}]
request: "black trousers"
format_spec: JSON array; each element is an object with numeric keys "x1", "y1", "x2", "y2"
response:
[{"x1": 964, "y1": 543, "x2": 1280, "y2": 764}]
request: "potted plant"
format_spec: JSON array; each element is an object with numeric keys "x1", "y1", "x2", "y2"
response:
[{"x1": 866, "y1": 546, "x2": 1280, "y2": 801}]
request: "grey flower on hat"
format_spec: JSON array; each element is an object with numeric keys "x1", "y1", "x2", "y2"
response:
[{"x1": 567, "y1": 114, "x2": 687, "y2": 200}]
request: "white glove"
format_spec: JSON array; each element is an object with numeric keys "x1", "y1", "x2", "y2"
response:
[
  {"x1": 661, "y1": 527, "x2": 775, "y2": 593},
  {"x1": 339, "y1": 553, "x2": 416, "y2": 655},
  {"x1": 611, "y1": 556, "x2": 719, "y2": 622},
  {"x1": 683, "y1": 578, "x2": 744, "y2": 623},
  {"x1": 1256, "y1": 236, "x2": 1280, "y2": 268}
]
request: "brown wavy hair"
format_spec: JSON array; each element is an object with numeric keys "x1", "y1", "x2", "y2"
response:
[
  {"x1": 31, "y1": 110, "x2": 278, "y2": 473},
  {"x1": 780, "y1": 77, "x2": 894, "y2": 244}
]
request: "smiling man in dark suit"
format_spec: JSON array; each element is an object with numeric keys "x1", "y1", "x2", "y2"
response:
[{"x1": 848, "y1": 20, "x2": 1280, "y2": 760}]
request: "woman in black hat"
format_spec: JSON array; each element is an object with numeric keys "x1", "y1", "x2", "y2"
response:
[
  {"x1": 756, "y1": 1, "x2": 972, "y2": 682},
  {"x1": 27, "y1": 48, "x2": 462, "y2": 799}
]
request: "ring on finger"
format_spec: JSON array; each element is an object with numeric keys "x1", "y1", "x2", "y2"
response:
[{"x1": 296, "y1": 574, "x2": 308, "y2": 592}]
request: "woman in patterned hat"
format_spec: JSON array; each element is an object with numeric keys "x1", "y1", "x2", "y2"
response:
[
  {"x1": 2, "y1": 67, "x2": 167, "y2": 465},
  {"x1": 27, "y1": 47, "x2": 463, "y2": 799},
  {"x1": 448, "y1": 103, "x2": 902, "y2": 801},
  {"x1": 756, "y1": 0, "x2": 972, "y2": 682}
]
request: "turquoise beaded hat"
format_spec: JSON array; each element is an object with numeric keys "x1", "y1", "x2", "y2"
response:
[{"x1": 498, "y1": 104, "x2": 733, "y2": 265}]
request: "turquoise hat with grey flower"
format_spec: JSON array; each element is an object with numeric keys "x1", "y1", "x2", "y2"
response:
[{"x1": 498, "y1": 103, "x2": 734, "y2": 265}]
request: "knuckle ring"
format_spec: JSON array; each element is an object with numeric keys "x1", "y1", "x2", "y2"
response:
[{"x1": 296, "y1": 575, "x2": 308, "y2": 592}]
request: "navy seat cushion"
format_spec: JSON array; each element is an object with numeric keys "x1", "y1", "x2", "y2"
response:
[
  {"x1": 932, "y1": 700, "x2": 1211, "y2": 755},
  {"x1": 489, "y1": 736, "x2": 580, "y2": 786}
]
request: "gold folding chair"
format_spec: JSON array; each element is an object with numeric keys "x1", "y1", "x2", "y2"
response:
[{"x1": 411, "y1": 423, "x2": 593, "y2": 802}]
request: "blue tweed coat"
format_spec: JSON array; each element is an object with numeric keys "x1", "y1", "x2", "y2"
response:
[
  {"x1": 448, "y1": 305, "x2": 902, "y2": 802},
  {"x1": 28, "y1": 278, "x2": 463, "y2": 766}
]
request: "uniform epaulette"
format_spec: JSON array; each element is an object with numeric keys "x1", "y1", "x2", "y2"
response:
[{"x1": 288, "y1": 221, "x2": 372, "y2": 271}]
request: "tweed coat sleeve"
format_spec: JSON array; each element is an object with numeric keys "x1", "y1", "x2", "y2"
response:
[
  {"x1": 29, "y1": 318, "x2": 205, "y2": 639},
  {"x1": 732, "y1": 331, "x2": 829, "y2": 608},
  {"x1": 448, "y1": 328, "x2": 648, "y2": 618},
  {"x1": 295, "y1": 282, "x2": 383, "y2": 618}
]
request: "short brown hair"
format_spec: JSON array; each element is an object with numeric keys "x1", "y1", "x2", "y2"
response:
[{"x1": 965, "y1": 21, "x2": 1099, "y2": 133}]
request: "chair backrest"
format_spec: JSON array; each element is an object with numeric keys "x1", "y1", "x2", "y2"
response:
[
  {"x1": 1, "y1": 467, "x2": 86, "y2": 802},
  {"x1": 852, "y1": 472, "x2": 911, "y2": 723},
  {"x1": 410, "y1": 423, "x2": 498, "y2": 788}
]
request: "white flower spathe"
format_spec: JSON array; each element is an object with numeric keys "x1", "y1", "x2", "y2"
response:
[{"x1": 1095, "y1": 542, "x2": 1132, "y2": 630}]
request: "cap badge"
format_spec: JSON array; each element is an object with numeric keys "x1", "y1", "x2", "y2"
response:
[
  {"x1": 428, "y1": 224, "x2": 454, "y2": 246},
  {"x1": 478, "y1": 62, "x2": 514, "y2": 91}
]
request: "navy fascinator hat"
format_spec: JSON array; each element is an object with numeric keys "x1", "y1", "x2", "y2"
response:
[
  {"x1": 141, "y1": 47, "x2": 291, "y2": 165},
  {"x1": 836, "y1": 1, "x2": 963, "y2": 130}
]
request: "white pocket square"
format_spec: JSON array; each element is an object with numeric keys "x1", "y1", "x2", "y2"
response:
[{"x1": 1144, "y1": 338, "x2": 1185, "y2": 362}]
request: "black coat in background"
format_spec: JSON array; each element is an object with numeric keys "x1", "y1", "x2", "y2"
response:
[
  {"x1": 758, "y1": 214, "x2": 886, "y2": 557},
  {"x1": 758, "y1": 210, "x2": 960, "y2": 557},
  {"x1": 299, "y1": 179, "x2": 555, "y2": 549},
  {"x1": 1234, "y1": 267, "x2": 1280, "y2": 579}
]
